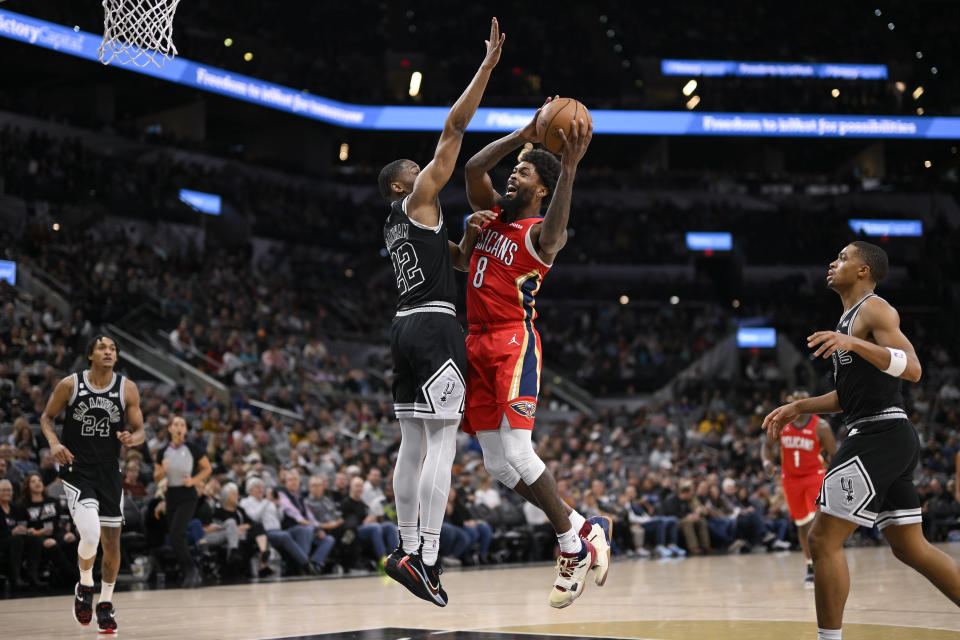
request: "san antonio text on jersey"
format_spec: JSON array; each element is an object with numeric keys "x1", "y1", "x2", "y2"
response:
[
  {"x1": 62, "y1": 371, "x2": 127, "y2": 464},
  {"x1": 383, "y1": 196, "x2": 457, "y2": 311}
]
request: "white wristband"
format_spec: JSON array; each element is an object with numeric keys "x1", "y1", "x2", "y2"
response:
[{"x1": 883, "y1": 348, "x2": 907, "y2": 377}]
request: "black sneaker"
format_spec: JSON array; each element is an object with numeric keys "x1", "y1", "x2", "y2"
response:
[
  {"x1": 96, "y1": 601, "x2": 117, "y2": 635},
  {"x1": 73, "y1": 583, "x2": 94, "y2": 626},
  {"x1": 397, "y1": 553, "x2": 447, "y2": 607},
  {"x1": 805, "y1": 563, "x2": 815, "y2": 585}
]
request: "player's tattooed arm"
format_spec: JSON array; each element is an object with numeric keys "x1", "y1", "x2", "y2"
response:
[
  {"x1": 449, "y1": 209, "x2": 498, "y2": 271},
  {"x1": 464, "y1": 96, "x2": 556, "y2": 211},
  {"x1": 41, "y1": 376, "x2": 74, "y2": 465},
  {"x1": 118, "y1": 378, "x2": 145, "y2": 448},
  {"x1": 409, "y1": 18, "x2": 505, "y2": 225},
  {"x1": 533, "y1": 118, "x2": 593, "y2": 261}
]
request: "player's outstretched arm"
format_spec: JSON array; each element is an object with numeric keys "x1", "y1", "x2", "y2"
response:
[
  {"x1": 464, "y1": 96, "x2": 556, "y2": 211},
  {"x1": 449, "y1": 209, "x2": 498, "y2": 271},
  {"x1": 531, "y1": 118, "x2": 593, "y2": 262},
  {"x1": 118, "y1": 378, "x2": 145, "y2": 448},
  {"x1": 807, "y1": 297, "x2": 921, "y2": 382},
  {"x1": 762, "y1": 391, "x2": 841, "y2": 438},
  {"x1": 407, "y1": 18, "x2": 505, "y2": 225},
  {"x1": 40, "y1": 376, "x2": 74, "y2": 465}
]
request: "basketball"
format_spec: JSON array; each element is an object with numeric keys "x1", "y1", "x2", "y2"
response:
[{"x1": 536, "y1": 98, "x2": 592, "y2": 154}]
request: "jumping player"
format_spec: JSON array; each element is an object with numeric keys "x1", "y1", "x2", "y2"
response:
[
  {"x1": 762, "y1": 390, "x2": 837, "y2": 584},
  {"x1": 378, "y1": 17, "x2": 503, "y2": 607},
  {"x1": 763, "y1": 241, "x2": 960, "y2": 640},
  {"x1": 40, "y1": 335, "x2": 144, "y2": 635},
  {"x1": 463, "y1": 104, "x2": 610, "y2": 608}
]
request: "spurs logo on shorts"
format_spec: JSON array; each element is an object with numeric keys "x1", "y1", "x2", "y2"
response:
[
  {"x1": 819, "y1": 456, "x2": 878, "y2": 527},
  {"x1": 840, "y1": 476, "x2": 856, "y2": 505},
  {"x1": 439, "y1": 381, "x2": 456, "y2": 404}
]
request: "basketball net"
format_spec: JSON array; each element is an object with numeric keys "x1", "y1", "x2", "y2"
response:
[{"x1": 99, "y1": 0, "x2": 182, "y2": 68}]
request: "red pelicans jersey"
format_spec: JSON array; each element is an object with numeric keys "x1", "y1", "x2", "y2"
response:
[
  {"x1": 466, "y1": 214, "x2": 551, "y2": 326},
  {"x1": 780, "y1": 415, "x2": 824, "y2": 478}
]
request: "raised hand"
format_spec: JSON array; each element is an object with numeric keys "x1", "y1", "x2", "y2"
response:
[
  {"x1": 557, "y1": 118, "x2": 593, "y2": 166},
  {"x1": 482, "y1": 17, "x2": 506, "y2": 70}
]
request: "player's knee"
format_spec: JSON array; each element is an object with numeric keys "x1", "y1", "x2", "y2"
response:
[
  {"x1": 75, "y1": 507, "x2": 101, "y2": 547},
  {"x1": 504, "y1": 449, "x2": 545, "y2": 486},
  {"x1": 481, "y1": 450, "x2": 519, "y2": 487}
]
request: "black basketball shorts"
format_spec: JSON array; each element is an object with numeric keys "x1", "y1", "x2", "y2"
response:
[
  {"x1": 817, "y1": 414, "x2": 921, "y2": 530},
  {"x1": 60, "y1": 460, "x2": 124, "y2": 527},
  {"x1": 390, "y1": 303, "x2": 467, "y2": 421}
]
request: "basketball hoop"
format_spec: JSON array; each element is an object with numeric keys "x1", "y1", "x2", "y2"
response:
[{"x1": 99, "y1": 0, "x2": 182, "y2": 68}]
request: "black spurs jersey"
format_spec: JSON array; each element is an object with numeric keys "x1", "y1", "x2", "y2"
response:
[
  {"x1": 383, "y1": 196, "x2": 457, "y2": 311},
  {"x1": 62, "y1": 370, "x2": 126, "y2": 464},
  {"x1": 832, "y1": 293, "x2": 904, "y2": 424}
]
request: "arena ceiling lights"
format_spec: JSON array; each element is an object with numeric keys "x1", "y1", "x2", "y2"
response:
[{"x1": 3, "y1": 9, "x2": 960, "y2": 140}]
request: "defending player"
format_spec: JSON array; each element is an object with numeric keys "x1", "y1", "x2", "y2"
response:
[
  {"x1": 40, "y1": 335, "x2": 144, "y2": 635},
  {"x1": 762, "y1": 390, "x2": 837, "y2": 584},
  {"x1": 377, "y1": 18, "x2": 503, "y2": 607},
  {"x1": 463, "y1": 105, "x2": 610, "y2": 608},
  {"x1": 763, "y1": 242, "x2": 960, "y2": 640}
]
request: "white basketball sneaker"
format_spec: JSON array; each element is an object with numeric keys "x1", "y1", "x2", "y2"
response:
[{"x1": 548, "y1": 540, "x2": 597, "y2": 609}]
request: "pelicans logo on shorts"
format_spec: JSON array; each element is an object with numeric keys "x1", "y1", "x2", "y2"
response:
[{"x1": 509, "y1": 400, "x2": 537, "y2": 418}]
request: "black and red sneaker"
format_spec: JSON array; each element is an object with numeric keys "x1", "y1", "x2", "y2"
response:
[
  {"x1": 397, "y1": 553, "x2": 447, "y2": 607},
  {"x1": 96, "y1": 601, "x2": 117, "y2": 635},
  {"x1": 73, "y1": 583, "x2": 94, "y2": 626}
]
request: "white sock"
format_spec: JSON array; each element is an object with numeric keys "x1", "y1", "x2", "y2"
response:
[
  {"x1": 399, "y1": 522, "x2": 419, "y2": 554},
  {"x1": 569, "y1": 510, "x2": 587, "y2": 537},
  {"x1": 79, "y1": 565, "x2": 94, "y2": 587},
  {"x1": 421, "y1": 531, "x2": 440, "y2": 566},
  {"x1": 100, "y1": 581, "x2": 115, "y2": 603},
  {"x1": 817, "y1": 628, "x2": 841, "y2": 639},
  {"x1": 557, "y1": 527, "x2": 580, "y2": 555}
]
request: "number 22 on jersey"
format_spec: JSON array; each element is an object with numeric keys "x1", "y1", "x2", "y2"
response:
[{"x1": 391, "y1": 242, "x2": 425, "y2": 295}]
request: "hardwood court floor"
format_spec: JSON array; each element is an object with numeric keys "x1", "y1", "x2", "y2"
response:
[{"x1": 1, "y1": 544, "x2": 959, "y2": 639}]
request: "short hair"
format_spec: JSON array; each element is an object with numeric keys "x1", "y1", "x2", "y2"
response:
[
  {"x1": 86, "y1": 335, "x2": 120, "y2": 360},
  {"x1": 521, "y1": 149, "x2": 561, "y2": 202},
  {"x1": 378, "y1": 159, "x2": 411, "y2": 201},
  {"x1": 245, "y1": 477, "x2": 264, "y2": 493},
  {"x1": 221, "y1": 482, "x2": 238, "y2": 502},
  {"x1": 851, "y1": 241, "x2": 889, "y2": 283}
]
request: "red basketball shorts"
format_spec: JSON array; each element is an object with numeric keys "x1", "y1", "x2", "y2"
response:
[
  {"x1": 463, "y1": 322, "x2": 541, "y2": 435},
  {"x1": 783, "y1": 471, "x2": 825, "y2": 524}
]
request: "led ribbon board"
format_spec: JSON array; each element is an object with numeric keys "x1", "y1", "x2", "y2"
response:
[
  {"x1": 663, "y1": 59, "x2": 888, "y2": 80},
  {"x1": 848, "y1": 219, "x2": 923, "y2": 237},
  {"x1": 2, "y1": 10, "x2": 959, "y2": 138}
]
